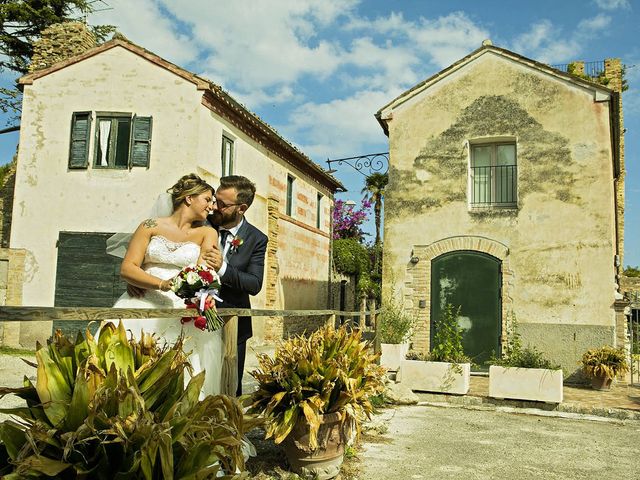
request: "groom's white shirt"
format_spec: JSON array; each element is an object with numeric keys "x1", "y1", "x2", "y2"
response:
[{"x1": 217, "y1": 217, "x2": 244, "y2": 277}]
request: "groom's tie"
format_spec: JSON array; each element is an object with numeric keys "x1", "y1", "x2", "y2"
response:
[{"x1": 219, "y1": 229, "x2": 230, "y2": 250}]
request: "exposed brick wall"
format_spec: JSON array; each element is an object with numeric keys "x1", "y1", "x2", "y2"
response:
[
  {"x1": 603, "y1": 59, "x2": 625, "y2": 276},
  {"x1": 620, "y1": 275, "x2": 640, "y2": 296},
  {"x1": 0, "y1": 248, "x2": 26, "y2": 348},
  {"x1": 604, "y1": 58, "x2": 627, "y2": 352},
  {"x1": 0, "y1": 162, "x2": 16, "y2": 248},
  {"x1": 29, "y1": 21, "x2": 97, "y2": 72},
  {"x1": 263, "y1": 196, "x2": 283, "y2": 341}
]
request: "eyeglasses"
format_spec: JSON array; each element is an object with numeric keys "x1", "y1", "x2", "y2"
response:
[{"x1": 215, "y1": 198, "x2": 242, "y2": 209}]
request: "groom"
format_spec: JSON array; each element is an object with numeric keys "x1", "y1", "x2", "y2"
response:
[{"x1": 203, "y1": 175, "x2": 268, "y2": 396}]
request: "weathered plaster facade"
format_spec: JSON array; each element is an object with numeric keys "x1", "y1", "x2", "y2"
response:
[
  {"x1": 377, "y1": 45, "x2": 623, "y2": 375},
  {"x1": 7, "y1": 35, "x2": 341, "y2": 347}
]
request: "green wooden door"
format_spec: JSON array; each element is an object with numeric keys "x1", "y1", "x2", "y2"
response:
[
  {"x1": 430, "y1": 251, "x2": 501, "y2": 368},
  {"x1": 54, "y1": 232, "x2": 126, "y2": 337}
]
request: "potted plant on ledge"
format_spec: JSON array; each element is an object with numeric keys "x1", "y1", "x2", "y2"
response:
[
  {"x1": 248, "y1": 324, "x2": 386, "y2": 480},
  {"x1": 377, "y1": 296, "x2": 416, "y2": 372},
  {"x1": 398, "y1": 303, "x2": 472, "y2": 395},
  {"x1": 488, "y1": 314, "x2": 563, "y2": 403},
  {"x1": 581, "y1": 345, "x2": 629, "y2": 390}
]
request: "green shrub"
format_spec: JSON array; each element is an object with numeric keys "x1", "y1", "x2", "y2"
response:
[
  {"x1": 430, "y1": 304, "x2": 470, "y2": 363},
  {"x1": 488, "y1": 313, "x2": 559, "y2": 369},
  {"x1": 333, "y1": 238, "x2": 381, "y2": 300},
  {"x1": 377, "y1": 296, "x2": 416, "y2": 344}
]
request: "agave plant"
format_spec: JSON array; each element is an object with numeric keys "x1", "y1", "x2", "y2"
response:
[
  {"x1": 248, "y1": 324, "x2": 385, "y2": 451},
  {"x1": 581, "y1": 345, "x2": 629, "y2": 380},
  {"x1": 0, "y1": 321, "x2": 260, "y2": 479}
]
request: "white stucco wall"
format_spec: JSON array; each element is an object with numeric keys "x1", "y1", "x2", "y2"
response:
[
  {"x1": 380, "y1": 51, "x2": 619, "y2": 368},
  {"x1": 10, "y1": 45, "x2": 334, "y2": 345}
]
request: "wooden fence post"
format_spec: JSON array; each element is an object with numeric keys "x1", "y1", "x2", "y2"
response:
[{"x1": 373, "y1": 300, "x2": 381, "y2": 355}]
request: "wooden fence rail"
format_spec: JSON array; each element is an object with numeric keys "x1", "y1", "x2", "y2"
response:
[{"x1": 0, "y1": 306, "x2": 381, "y2": 322}]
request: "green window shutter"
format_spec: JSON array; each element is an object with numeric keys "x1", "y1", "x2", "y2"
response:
[
  {"x1": 68, "y1": 112, "x2": 91, "y2": 169},
  {"x1": 130, "y1": 115, "x2": 153, "y2": 167}
]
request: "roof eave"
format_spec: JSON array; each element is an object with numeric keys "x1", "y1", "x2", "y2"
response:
[
  {"x1": 19, "y1": 38, "x2": 210, "y2": 91},
  {"x1": 374, "y1": 111, "x2": 389, "y2": 137},
  {"x1": 202, "y1": 89, "x2": 345, "y2": 193},
  {"x1": 375, "y1": 44, "x2": 614, "y2": 133}
]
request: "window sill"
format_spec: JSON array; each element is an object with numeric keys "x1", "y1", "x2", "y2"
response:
[
  {"x1": 468, "y1": 205, "x2": 519, "y2": 217},
  {"x1": 92, "y1": 165, "x2": 129, "y2": 170},
  {"x1": 470, "y1": 204, "x2": 518, "y2": 210}
]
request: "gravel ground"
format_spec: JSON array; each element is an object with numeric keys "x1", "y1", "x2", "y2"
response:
[
  {"x1": 0, "y1": 352, "x2": 36, "y2": 422},
  {"x1": 358, "y1": 404, "x2": 640, "y2": 480}
]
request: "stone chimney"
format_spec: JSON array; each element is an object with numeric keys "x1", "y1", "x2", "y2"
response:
[
  {"x1": 603, "y1": 58, "x2": 623, "y2": 92},
  {"x1": 28, "y1": 21, "x2": 97, "y2": 72}
]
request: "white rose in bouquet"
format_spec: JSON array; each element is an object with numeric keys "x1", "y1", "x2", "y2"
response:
[{"x1": 186, "y1": 271, "x2": 200, "y2": 285}]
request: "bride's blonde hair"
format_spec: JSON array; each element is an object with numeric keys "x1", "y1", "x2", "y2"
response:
[{"x1": 168, "y1": 173, "x2": 215, "y2": 210}]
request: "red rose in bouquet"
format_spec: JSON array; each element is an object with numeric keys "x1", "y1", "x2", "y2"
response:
[{"x1": 170, "y1": 264, "x2": 224, "y2": 331}]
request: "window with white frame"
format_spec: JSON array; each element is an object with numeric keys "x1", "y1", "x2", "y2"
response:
[
  {"x1": 221, "y1": 135, "x2": 234, "y2": 176},
  {"x1": 469, "y1": 142, "x2": 517, "y2": 208}
]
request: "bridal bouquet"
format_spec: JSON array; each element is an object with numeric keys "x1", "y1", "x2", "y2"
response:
[{"x1": 171, "y1": 264, "x2": 224, "y2": 331}]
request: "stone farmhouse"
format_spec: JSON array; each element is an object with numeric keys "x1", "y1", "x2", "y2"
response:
[
  {"x1": 377, "y1": 41, "x2": 626, "y2": 376},
  {"x1": 0, "y1": 23, "x2": 343, "y2": 348}
]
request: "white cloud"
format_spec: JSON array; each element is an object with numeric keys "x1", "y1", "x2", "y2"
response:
[
  {"x1": 594, "y1": 0, "x2": 631, "y2": 10},
  {"x1": 228, "y1": 85, "x2": 302, "y2": 110},
  {"x1": 577, "y1": 14, "x2": 611, "y2": 31},
  {"x1": 156, "y1": 0, "x2": 355, "y2": 93},
  {"x1": 512, "y1": 20, "x2": 554, "y2": 53},
  {"x1": 87, "y1": 2, "x2": 491, "y2": 109},
  {"x1": 284, "y1": 89, "x2": 398, "y2": 159},
  {"x1": 408, "y1": 12, "x2": 490, "y2": 67},
  {"x1": 88, "y1": 0, "x2": 198, "y2": 65},
  {"x1": 512, "y1": 15, "x2": 611, "y2": 64},
  {"x1": 340, "y1": 37, "x2": 421, "y2": 90},
  {"x1": 344, "y1": 11, "x2": 408, "y2": 34}
]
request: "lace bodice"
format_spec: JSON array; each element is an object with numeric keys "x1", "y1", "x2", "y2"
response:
[{"x1": 143, "y1": 235, "x2": 200, "y2": 277}]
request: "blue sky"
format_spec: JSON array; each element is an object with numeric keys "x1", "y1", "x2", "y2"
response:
[{"x1": 1, "y1": 0, "x2": 639, "y2": 264}]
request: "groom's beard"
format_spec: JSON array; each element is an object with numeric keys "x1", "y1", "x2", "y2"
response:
[
  {"x1": 208, "y1": 210, "x2": 223, "y2": 226},
  {"x1": 209, "y1": 209, "x2": 240, "y2": 228}
]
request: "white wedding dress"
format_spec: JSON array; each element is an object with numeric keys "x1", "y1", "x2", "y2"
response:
[{"x1": 113, "y1": 235, "x2": 223, "y2": 397}]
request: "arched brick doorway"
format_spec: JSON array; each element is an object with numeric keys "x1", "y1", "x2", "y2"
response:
[{"x1": 405, "y1": 236, "x2": 512, "y2": 357}]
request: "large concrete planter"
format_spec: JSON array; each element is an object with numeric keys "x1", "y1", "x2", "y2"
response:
[
  {"x1": 398, "y1": 360, "x2": 470, "y2": 394},
  {"x1": 380, "y1": 343, "x2": 409, "y2": 371},
  {"x1": 489, "y1": 365, "x2": 563, "y2": 403}
]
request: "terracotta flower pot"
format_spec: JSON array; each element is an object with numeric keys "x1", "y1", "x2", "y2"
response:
[
  {"x1": 282, "y1": 411, "x2": 347, "y2": 480},
  {"x1": 590, "y1": 374, "x2": 613, "y2": 391}
]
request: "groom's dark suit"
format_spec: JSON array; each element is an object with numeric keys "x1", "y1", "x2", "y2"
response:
[{"x1": 208, "y1": 215, "x2": 268, "y2": 394}]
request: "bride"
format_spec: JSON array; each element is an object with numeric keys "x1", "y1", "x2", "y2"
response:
[{"x1": 111, "y1": 173, "x2": 222, "y2": 397}]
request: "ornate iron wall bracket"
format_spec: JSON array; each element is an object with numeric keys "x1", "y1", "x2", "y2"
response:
[{"x1": 325, "y1": 152, "x2": 389, "y2": 177}]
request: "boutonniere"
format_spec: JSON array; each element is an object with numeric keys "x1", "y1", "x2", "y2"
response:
[{"x1": 230, "y1": 237, "x2": 244, "y2": 253}]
